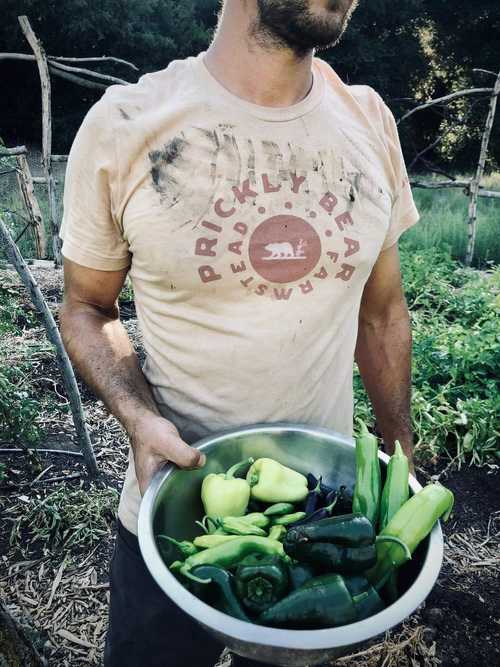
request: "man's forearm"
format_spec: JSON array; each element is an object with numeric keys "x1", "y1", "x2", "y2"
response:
[
  {"x1": 60, "y1": 302, "x2": 159, "y2": 433},
  {"x1": 355, "y1": 305, "x2": 413, "y2": 461}
]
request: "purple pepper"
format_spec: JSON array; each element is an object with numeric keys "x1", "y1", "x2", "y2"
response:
[
  {"x1": 305, "y1": 475, "x2": 323, "y2": 515},
  {"x1": 289, "y1": 491, "x2": 339, "y2": 527}
]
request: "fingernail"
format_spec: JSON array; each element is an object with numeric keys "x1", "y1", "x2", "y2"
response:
[{"x1": 198, "y1": 453, "x2": 207, "y2": 468}]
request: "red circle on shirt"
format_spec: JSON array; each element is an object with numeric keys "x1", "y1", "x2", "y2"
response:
[{"x1": 248, "y1": 214, "x2": 322, "y2": 284}]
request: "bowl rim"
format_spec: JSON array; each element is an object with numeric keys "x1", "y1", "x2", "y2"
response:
[{"x1": 138, "y1": 422, "x2": 443, "y2": 650}]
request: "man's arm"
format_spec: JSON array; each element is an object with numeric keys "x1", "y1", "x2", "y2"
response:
[
  {"x1": 355, "y1": 244, "x2": 414, "y2": 470},
  {"x1": 60, "y1": 258, "x2": 205, "y2": 493}
]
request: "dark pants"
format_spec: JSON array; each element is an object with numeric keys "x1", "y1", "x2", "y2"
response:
[{"x1": 104, "y1": 520, "x2": 273, "y2": 667}]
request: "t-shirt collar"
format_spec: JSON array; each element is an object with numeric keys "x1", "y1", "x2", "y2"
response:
[{"x1": 190, "y1": 50, "x2": 325, "y2": 122}]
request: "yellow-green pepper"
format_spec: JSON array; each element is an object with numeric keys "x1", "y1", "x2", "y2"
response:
[
  {"x1": 201, "y1": 457, "x2": 254, "y2": 518},
  {"x1": 246, "y1": 458, "x2": 308, "y2": 503}
]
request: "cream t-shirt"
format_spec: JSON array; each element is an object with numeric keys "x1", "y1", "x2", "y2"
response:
[{"x1": 60, "y1": 51, "x2": 419, "y2": 535}]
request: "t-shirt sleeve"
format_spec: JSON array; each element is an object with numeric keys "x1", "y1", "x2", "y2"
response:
[
  {"x1": 59, "y1": 95, "x2": 131, "y2": 271},
  {"x1": 379, "y1": 102, "x2": 420, "y2": 251}
]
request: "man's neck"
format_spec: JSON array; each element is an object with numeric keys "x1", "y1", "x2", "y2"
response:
[{"x1": 203, "y1": 1, "x2": 315, "y2": 109}]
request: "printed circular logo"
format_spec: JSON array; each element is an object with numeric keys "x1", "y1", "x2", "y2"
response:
[{"x1": 248, "y1": 214, "x2": 321, "y2": 284}]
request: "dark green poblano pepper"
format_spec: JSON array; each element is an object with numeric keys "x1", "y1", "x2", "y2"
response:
[
  {"x1": 258, "y1": 574, "x2": 361, "y2": 628},
  {"x1": 283, "y1": 513, "x2": 410, "y2": 574}
]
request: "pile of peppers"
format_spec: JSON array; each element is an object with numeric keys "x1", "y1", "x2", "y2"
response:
[{"x1": 158, "y1": 427, "x2": 454, "y2": 630}]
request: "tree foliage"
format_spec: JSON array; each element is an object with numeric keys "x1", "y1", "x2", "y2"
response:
[{"x1": 0, "y1": 0, "x2": 498, "y2": 167}]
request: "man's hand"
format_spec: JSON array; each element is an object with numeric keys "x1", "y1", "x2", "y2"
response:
[{"x1": 129, "y1": 411, "x2": 206, "y2": 495}]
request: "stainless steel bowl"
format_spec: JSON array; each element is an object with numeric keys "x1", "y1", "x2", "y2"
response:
[{"x1": 138, "y1": 423, "x2": 443, "y2": 666}]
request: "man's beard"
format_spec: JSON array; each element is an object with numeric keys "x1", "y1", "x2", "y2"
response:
[{"x1": 251, "y1": 0, "x2": 358, "y2": 57}]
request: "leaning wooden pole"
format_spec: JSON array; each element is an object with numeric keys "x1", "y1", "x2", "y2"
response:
[
  {"x1": 18, "y1": 15, "x2": 62, "y2": 267},
  {"x1": 16, "y1": 154, "x2": 47, "y2": 259},
  {"x1": 0, "y1": 214, "x2": 98, "y2": 476},
  {"x1": 465, "y1": 70, "x2": 500, "y2": 266}
]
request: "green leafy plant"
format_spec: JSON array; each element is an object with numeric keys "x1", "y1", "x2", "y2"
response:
[
  {"x1": 0, "y1": 366, "x2": 43, "y2": 445},
  {"x1": 355, "y1": 247, "x2": 500, "y2": 466}
]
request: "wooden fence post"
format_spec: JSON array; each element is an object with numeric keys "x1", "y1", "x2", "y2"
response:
[
  {"x1": 465, "y1": 70, "x2": 500, "y2": 266},
  {"x1": 18, "y1": 15, "x2": 62, "y2": 267},
  {"x1": 15, "y1": 154, "x2": 47, "y2": 259},
  {"x1": 0, "y1": 214, "x2": 98, "y2": 476}
]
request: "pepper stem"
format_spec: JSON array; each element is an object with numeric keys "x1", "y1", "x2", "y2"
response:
[
  {"x1": 158, "y1": 535, "x2": 186, "y2": 550},
  {"x1": 325, "y1": 492, "x2": 339, "y2": 513},
  {"x1": 225, "y1": 457, "x2": 255, "y2": 480},
  {"x1": 372, "y1": 566, "x2": 397, "y2": 593},
  {"x1": 181, "y1": 567, "x2": 212, "y2": 584},
  {"x1": 248, "y1": 473, "x2": 259, "y2": 487},
  {"x1": 375, "y1": 535, "x2": 412, "y2": 562},
  {"x1": 195, "y1": 518, "x2": 209, "y2": 534},
  {"x1": 170, "y1": 560, "x2": 183, "y2": 571}
]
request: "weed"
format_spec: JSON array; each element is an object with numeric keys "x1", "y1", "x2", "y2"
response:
[{"x1": 9, "y1": 483, "x2": 119, "y2": 551}]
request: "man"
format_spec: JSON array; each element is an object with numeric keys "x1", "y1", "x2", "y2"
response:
[{"x1": 59, "y1": 0, "x2": 419, "y2": 665}]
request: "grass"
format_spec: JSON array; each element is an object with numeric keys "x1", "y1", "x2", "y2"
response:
[{"x1": 406, "y1": 172, "x2": 500, "y2": 267}]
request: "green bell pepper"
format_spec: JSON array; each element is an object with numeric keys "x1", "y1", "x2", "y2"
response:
[
  {"x1": 201, "y1": 457, "x2": 254, "y2": 518},
  {"x1": 246, "y1": 458, "x2": 308, "y2": 503},
  {"x1": 234, "y1": 554, "x2": 289, "y2": 613}
]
